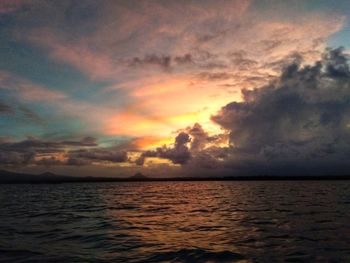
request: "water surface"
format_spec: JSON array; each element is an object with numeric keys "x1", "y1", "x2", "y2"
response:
[{"x1": 1, "y1": 181, "x2": 350, "y2": 262}]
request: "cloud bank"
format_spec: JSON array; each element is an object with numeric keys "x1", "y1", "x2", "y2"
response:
[
  {"x1": 1, "y1": 0, "x2": 349, "y2": 176},
  {"x1": 0, "y1": 136, "x2": 128, "y2": 166},
  {"x1": 1, "y1": 48, "x2": 350, "y2": 177},
  {"x1": 137, "y1": 48, "x2": 350, "y2": 175}
]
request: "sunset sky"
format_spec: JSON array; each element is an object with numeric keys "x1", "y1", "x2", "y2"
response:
[{"x1": 1, "y1": 0, "x2": 350, "y2": 177}]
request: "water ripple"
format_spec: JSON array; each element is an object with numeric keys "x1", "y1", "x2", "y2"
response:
[{"x1": 1, "y1": 181, "x2": 350, "y2": 262}]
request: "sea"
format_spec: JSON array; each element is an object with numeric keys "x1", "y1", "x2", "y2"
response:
[{"x1": 0, "y1": 181, "x2": 350, "y2": 262}]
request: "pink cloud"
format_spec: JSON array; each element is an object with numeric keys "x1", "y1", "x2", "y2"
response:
[
  {"x1": 27, "y1": 30, "x2": 116, "y2": 80},
  {"x1": 18, "y1": 1, "x2": 251, "y2": 80},
  {"x1": 0, "y1": 70, "x2": 66, "y2": 101},
  {"x1": 6, "y1": 0, "x2": 346, "y2": 142}
]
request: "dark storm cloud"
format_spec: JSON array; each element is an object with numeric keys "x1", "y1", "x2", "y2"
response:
[
  {"x1": 211, "y1": 47, "x2": 350, "y2": 175},
  {"x1": 135, "y1": 47, "x2": 350, "y2": 176},
  {"x1": 186, "y1": 151, "x2": 221, "y2": 169},
  {"x1": 136, "y1": 123, "x2": 228, "y2": 167},
  {"x1": 155, "y1": 132, "x2": 191, "y2": 165},
  {"x1": 136, "y1": 132, "x2": 191, "y2": 165},
  {"x1": 0, "y1": 136, "x2": 132, "y2": 167},
  {"x1": 323, "y1": 47, "x2": 350, "y2": 78},
  {"x1": 262, "y1": 53, "x2": 303, "y2": 72},
  {"x1": 186, "y1": 123, "x2": 208, "y2": 151},
  {"x1": 185, "y1": 123, "x2": 225, "y2": 151},
  {"x1": 0, "y1": 151, "x2": 35, "y2": 165},
  {"x1": 243, "y1": 74, "x2": 275, "y2": 84},
  {"x1": 179, "y1": 124, "x2": 230, "y2": 171},
  {"x1": 0, "y1": 137, "x2": 98, "y2": 166},
  {"x1": 0, "y1": 137, "x2": 98, "y2": 152},
  {"x1": 67, "y1": 148, "x2": 128, "y2": 164}
]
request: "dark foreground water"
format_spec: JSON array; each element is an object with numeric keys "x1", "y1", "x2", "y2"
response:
[{"x1": 0, "y1": 181, "x2": 350, "y2": 262}]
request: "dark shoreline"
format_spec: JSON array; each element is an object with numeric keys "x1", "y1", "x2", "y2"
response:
[
  {"x1": 1, "y1": 174, "x2": 350, "y2": 184},
  {"x1": 1, "y1": 169, "x2": 350, "y2": 184}
]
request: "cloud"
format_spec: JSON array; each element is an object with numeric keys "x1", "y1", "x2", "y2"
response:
[
  {"x1": 66, "y1": 157, "x2": 91, "y2": 166},
  {"x1": 14, "y1": 0, "x2": 250, "y2": 80},
  {"x1": 36, "y1": 156, "x2": 64, "y2": 166},
  {"x1": 0, "y1": 70, "x2": 109, "y2": 132},
  {"x1": 67, "y1": 148, "x2": 128, "y2": 165},
  {"x1": 1, "y1": 1, "x2": 349, "y2": 176},
  {"x1": 135, "y1": 123, "x2": 228, "y2": 166},
  {"x1": 0, "y1": 0, "x2": 28, "y2": 14},
  {"x1": 228, "y1": 51, "x2": 258, "y2": 70},
  {"x1": 128, "y1": 136, "x2": 174, "y2": 150},
  {"x1": 197, "y1": 72, "x2": 233, "y2": 81},
  {"x1": 0, "y1": 70, "x2": 67, "y2": 102},
  {"x1": 61, "y1": 137, "x2": 98, "y2": 147},
  {"x1": 184, "y1": 122, "x2": 226, "y2": 152},
  {"x1": 0, "y1": 137, "x2": 98, "y2": 166},
  {"x1": 0, "y1": 96, "x2": 45, "y2": 125},
  {"x1": 0, "y1": 136, "x2": 133, "y2": 167},
  {"x1": 0, "y1": 136, "x2": 97, "y2": 152},
  {"x1": 136, "y1": 132, "x2": 191, "y2": 165},
  {"x1": 26, "y1": 30, "x2": 116, "y2": 80},
  {"x1": 186, "y1": 123, "x2": 209, "y2": 151},
  {"x1": 0, "y1": 151, "x2": 35, "y2": 165},
  {"x1": 210, "y1": 47, "x2": 350, "y2": 174},
  {"x1": 134, "y1": 47, "x2": 350, "y2": 176},
  {"x1": 0, "y1": 101, "x2": 13, "y2": 114},
  {"x1": 18, "y1": 106, "x2": 45, "y2": 125},
  {"x1": 174, "y1": 54, "x2": 193, "y2": 65},
  {"x1": 4, "y1": 0, "x2": 344, "y2": 144},
  {"x1": 128, "y1": 53, "x2": 194, "y2": 70},
  {"x1": 129, "y1": 54, "x2": 172, "y2": 70}
]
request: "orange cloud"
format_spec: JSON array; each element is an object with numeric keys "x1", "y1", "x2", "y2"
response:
[
  {"x1": 131, "y1": 136, "x2": 174, "y2": 149},
  {"x1": 13, "y1": 1, "x2": 346, "y2": 146},
  {"x1": 130, "y1": 77, "x2": 190, "y2": 98},
  {"x1": 104, "y1": 112, "x2": 169, "y2": 137}
]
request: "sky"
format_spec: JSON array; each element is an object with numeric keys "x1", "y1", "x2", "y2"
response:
[{"x1": 0, "y1": 0, "x2": 350, "y2": 177}]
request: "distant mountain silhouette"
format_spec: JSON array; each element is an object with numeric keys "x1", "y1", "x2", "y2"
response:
[
  {"x1": 0, "y1": 170, "x2": 76, "y2": 183},
  {"x1": 128, "y1": 172, "x2": 149, "y2": 180},
  {"x1": 40, "y1": 172, "x2": 57, "y2": 177},
  {"x1": 0, "y1": 170, "x2": 152, "y2": 183},
  {"x1": 1, "y1": 169, "x2": 350, "y2": 184}
]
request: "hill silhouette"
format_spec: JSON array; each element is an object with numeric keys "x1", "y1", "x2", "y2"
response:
[{"x1": 128, "y1": 172, "x2": 148, "y2": 180}]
